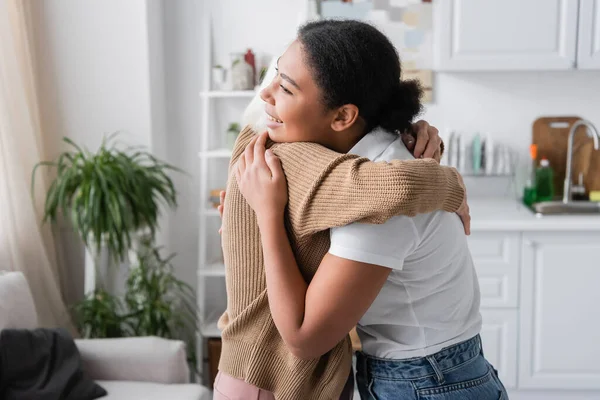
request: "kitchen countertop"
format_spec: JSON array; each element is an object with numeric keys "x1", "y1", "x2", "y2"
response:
[{"x1": 469, "y1": 198, "x2": 600, "y2": 231}]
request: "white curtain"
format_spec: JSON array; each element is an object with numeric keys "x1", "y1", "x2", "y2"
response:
[{"x1": 0, "y1": 0, "x2": 73, "y2": 330}]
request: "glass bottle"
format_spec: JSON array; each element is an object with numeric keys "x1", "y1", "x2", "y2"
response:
[{"x1": 535, "y1": 158, "x2": 555, "y2": 202}]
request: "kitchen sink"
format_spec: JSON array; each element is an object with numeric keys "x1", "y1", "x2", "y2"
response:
[{"x1": 530, "y1": 201, "x2": 600, "y2": 215}]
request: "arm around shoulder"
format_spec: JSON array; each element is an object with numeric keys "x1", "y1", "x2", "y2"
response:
[{"x1": 272, "y1": 141, "x2": 464, "y2": 235}]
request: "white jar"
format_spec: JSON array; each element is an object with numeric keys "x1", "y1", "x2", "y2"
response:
[
  {"x1": 212, "y1": 66, "x2": 227, "y2": 90},
  {"x1": 230, "y1": 53, "x2": 254, "y2": 90}
]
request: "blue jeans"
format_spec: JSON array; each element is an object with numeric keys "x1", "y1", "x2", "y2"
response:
[{"x1": 355, "y1": 335, "x2": 508, "y2": 399}]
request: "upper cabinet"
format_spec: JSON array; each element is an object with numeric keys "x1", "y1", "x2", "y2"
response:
[
  {"x1": 578, "y1": 0, "x2": 600, "y2": 68},
  {"x1": 433, "y1": 0, "x2": 589, "y2": 71}
]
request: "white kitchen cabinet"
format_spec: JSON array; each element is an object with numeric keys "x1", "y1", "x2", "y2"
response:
[
  {"x1": 578, "y1": 0, "x2": 600, "y2": 69},
  {"x1": 468, "y1": 232, "x2": 520, "y2": 308},
  {"x1": 434, "y1": 0, "x2": 579, "y2": 71},
  {"x1": 480, "y1": 309, "x2": 518, "y2": 389},
  {"x1": 519, "y1": 232, "x2": 600, "y2": 390}
]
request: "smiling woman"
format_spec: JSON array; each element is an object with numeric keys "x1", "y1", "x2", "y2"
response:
[
  {"x1": 260, "y1": 41, "x2": 342, "y2": 146},
  {"x1": 258, "y1": 20, "x2": 422, "y2": 155}
]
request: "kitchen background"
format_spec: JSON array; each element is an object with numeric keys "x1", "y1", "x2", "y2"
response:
[{"x1": 27, "y1": 0, "x2": 600, "y2": 398}]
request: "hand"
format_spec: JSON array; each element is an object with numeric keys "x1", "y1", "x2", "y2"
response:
[
  {"x1": 235, "y1": 132, "x2": 288, "y2": 223},
  {"x1": 218, "y1": 190, "x2": 225, "y2": 235},
  {"x1": 455, "y1": 173, "x2": 471, "y2": 235},
  {"x1": 411, "y1": 120, "x2": 443, "y2": 162}
]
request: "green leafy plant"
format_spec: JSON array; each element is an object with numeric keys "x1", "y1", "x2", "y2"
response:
[
  {"x1": 125, "y1": 239, "x2": 198, "y2": 368},
  {"x1": 71, "y1": 240, "x2": 198, "y2": 367},
  {"x1": 72, "y1": 288, "x2": 127, "y2": 338},
  {"x1": 32, "y1": 133, "x2": 180, "y2": 262},
  {"x1": 258, "y1": 66, "x2": 268, "y2": 84},
  {"x1": 228, "y1": 122, "x2": 241, "y2": 134},
  {"x1": 124, "y1": 238, "x2": 197, "y2": 340}
]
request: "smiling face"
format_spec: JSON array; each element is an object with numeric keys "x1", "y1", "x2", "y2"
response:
[
  {"x1": 256, "y1": 20, "x2": 423, "y2": 154},
  {"x1": 259, "y1": 40, "x2": 359, "y2": 149}
]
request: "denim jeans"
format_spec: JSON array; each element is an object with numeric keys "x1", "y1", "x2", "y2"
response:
[{"x1": 356, "y1": 335, "x2": 508, "y2": 399}]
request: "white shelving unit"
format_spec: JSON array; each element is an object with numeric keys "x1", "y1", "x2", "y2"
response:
[
  {"x1": 198, "y1": 149, "x2": 233, "y2": 158},
  {"x1": 196, "y1": 7, "x2": 257, "y2": 385},
  {"x1": 197, "y1": 262, "x2": 226, "y2": 277},
  {"x1": 200, "y1": 90, "x2": 255, "y2": 98}
]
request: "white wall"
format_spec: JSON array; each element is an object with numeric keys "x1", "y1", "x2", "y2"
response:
[
  {"x1": 162, "y1": 0, "x2": 204, "y2": 292},
  {"x1": 30, "y1": 0, "x2": 158, "y2": 152},
  {"x1": 29, "y1": 0, "x2": 167, "y2": 302},
  {"x1": 209, "y1": 0, "x2": 306, "y2": 69}
]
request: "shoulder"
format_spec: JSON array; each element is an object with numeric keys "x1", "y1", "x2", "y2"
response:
[
  {"x1": 329, "y1": 216, "x2": 419, "y2": 270},
  {"x1": 271, "y1": 140, "x2": 345, "y2": 162},
  {"x1": 231, "y1": 125, "x2": 256, "y2": 164},
  {"x1": 372, "y1": 136, "x2": 414, "y2": 163},
  {"x1": 327, "y1": 134, "x2": 420, "y2": 269}
]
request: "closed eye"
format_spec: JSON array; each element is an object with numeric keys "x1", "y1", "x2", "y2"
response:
[
  {"x1": 280, "y1": 84, "x2": 292, "y2": 95},
  {"x1": 275, "y1": 67, "x2": 293, "y2": 95}
]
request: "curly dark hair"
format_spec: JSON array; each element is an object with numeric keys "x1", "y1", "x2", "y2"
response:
[{"x1": 297, "y1": 19, "x2": 423, "y2": 135}]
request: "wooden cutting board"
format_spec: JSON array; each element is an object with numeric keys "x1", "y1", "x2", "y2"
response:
[{"x1": 532, "y1": 116, "x2": 600, "y2": 196}]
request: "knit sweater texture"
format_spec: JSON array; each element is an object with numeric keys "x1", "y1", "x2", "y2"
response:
[{"x1": 218, "y1": 126, "x2": 464, "y2": 399}]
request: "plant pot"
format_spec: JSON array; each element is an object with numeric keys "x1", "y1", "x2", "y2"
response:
[
  {"x1": 226, "y1": 130, "x2": 239, "y2": 149},
  {"x1": 212, "y1": 67, "x2": 227, "y2": 91},
  {"x1": 230, "y1": 53, "x2": 254, "y2": 91},
  {"x1": 84, "y1": 239, "x2": 122, "y2": 296},
  {"x1": 84, "y1": 232, "x2": 149, "y2": 297}
]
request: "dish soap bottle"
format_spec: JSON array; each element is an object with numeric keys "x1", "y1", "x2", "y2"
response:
[
  {"x1": 523, "y1": 144, "x2": 537, "y2": 206},
  {"x1": 535, "y1": 158, "x2": 555, "y2": 202}
]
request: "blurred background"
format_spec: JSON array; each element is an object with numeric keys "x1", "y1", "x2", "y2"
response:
[{"x1": 1, "y1": 1, "x2": 600, "y2": 399}]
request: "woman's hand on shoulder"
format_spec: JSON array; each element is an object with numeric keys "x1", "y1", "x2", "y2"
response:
[
  {"x1": 235, "y1": 132, "x2": 288, "y2": 224},
  {"x1": 410, "y1": 120, "x2": 443, "y2": 162}
]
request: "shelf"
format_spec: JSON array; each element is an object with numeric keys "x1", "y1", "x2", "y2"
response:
[
  {"x1": 461, "y1": 173, "x2": 515, "y2": 177},
  {"x1": 198, "y1": 263, "x2": 226, "y2": 277},
  {"x1": 201, "y1": 320, "x2": 221, "y2": 338},
  {"x1": 200, "y1": 90, "x2": 256, "y2": 98},
  {"x1": 198, "y1": 148, "x2": 233, "y2": 158},
  {"x1": 201, "y1": 208, "x2": 220, "y2": 217}
]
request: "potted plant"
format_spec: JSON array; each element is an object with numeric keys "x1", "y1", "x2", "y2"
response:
[
  {"x1": 32, "y1": 133, "x2": 180, "y2": 292},
  {"x1": 226, "y1": 122, "x2": 241, "y2": 150},
  {"x1": 124, "y1": 238, "x2": 198, "y2": 366},
  {"x1": 258, "y1": 66, "x2": 268, "y2": 85},
  {"x1": 212, "y1": 64, "x2": 227, "y2": 90},
  {"x1": 72, "y1": 240, "x2": 198, "y2": 370},
  {"x1": 72, "y1": 288, "x2": 126, "y2": 339}
]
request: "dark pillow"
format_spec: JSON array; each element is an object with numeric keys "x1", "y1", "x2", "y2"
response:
[{"x1": 0, "y1": 328, "x2": 107, "y2": 400}]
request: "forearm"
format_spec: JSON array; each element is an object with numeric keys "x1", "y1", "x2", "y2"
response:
[
  {"x1": 257, "y1": 215, "x2": 309, "y2": 354},
  {"x1": 272, "y1": 141, "x2": 464, "y2": 235}
]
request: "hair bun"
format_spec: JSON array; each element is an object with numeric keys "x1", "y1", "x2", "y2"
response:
[{"x1": 378, "y1": 79, "x2": 423, "y2": 134}]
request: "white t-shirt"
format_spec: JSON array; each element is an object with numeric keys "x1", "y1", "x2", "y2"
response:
[{"x1": 329, "y1": 129, "x2": 482, "y2": 359}]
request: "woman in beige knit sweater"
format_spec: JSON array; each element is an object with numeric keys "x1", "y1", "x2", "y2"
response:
[
  {"x1": 216, "y1": 20, "x2": 469, "y2": 400},
  {"x1": 233, "y1": 20, "x2": 507, "y2": 400}
]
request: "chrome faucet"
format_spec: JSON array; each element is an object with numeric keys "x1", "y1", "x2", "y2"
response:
[{"x1": 563, "y1": 119, "x2": 600, "y2": 203}]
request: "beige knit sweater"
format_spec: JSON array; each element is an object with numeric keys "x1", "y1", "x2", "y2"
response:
[{"x1": 218, "y1": 126, "x2": 464, "y2": 399}]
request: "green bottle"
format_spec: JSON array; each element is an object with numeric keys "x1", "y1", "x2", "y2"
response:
[
  {"x1": 535, "y1": 159, "x2": 555, "y2": 202},
  {"x1": 523, "y1": 180, "x2": 537, "y2": 206}
]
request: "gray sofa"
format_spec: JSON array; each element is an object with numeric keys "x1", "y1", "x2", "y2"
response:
[{"x1": 0, "y1": 271, "x2": 210, "y2": 400}]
